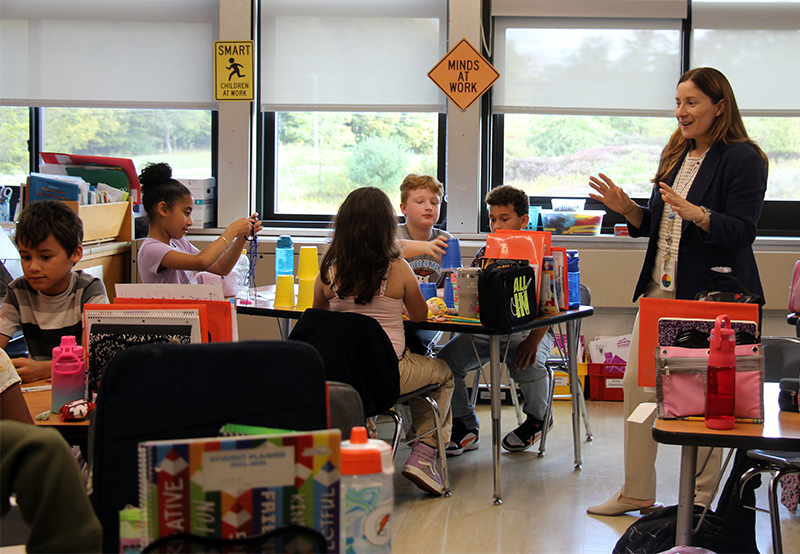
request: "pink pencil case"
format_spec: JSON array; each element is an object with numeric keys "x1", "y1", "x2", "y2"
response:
[{"x1": 655, "y1": 344, "x2": 764, "y2": 420}]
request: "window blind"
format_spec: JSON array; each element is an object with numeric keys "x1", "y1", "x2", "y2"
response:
[
  {"x1": 0, "y1": 0, "x2": 219, "y2": 109},
  {"x1": 260, "y1": 0, "x2": 447, "y2": 113}
]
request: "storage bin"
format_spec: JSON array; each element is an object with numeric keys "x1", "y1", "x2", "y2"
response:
[
  {"x1": 587, "y1": 362, "x2": 626, "y2": 401},
  {"x1": 552, "y1": 362, "x2": 588, "y2": 399},
  {"x1": 540, "y1": 209, "x2": 605, "y2": 235}
]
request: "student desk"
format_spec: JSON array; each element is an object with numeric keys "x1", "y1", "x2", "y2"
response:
[
  {"x1": 653, "y1": 383, "x2": 800, "y2": 547},
  {"x1": 23, "y1": 380, "x2": 90, "y2": 447},
  {"x1": 237, "y1": 289, "x2": 594, "y2": 504}
]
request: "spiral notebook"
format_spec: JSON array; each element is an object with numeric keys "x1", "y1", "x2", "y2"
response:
[
  {"x1": 138, "y1": 429, "x2": 341, "y2": 552},
  {"x1": 83, "y1": 307, "x2": 204, "y2": 396}
]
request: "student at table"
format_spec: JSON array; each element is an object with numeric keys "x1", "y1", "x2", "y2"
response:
[
  {"x1": 0, "y1": 349, "x2": 33, "y2": 424},
  {"x1": 313, "y1": 186, "x2": 454, "y2": 496},
  {"x1": 0, "y1": 201, "x2": 108, "y2": 382},
  {"x1": 136, "y1": 162, "x2": 262, "y2": 284},
  {"x1": 437, "y1": 185, "x2": 554, "y2": 455},
  {"x1": 587, "y1": 67, "x2": 768, "y2": 516}
]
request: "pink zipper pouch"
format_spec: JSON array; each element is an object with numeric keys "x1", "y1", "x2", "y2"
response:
[{"x1": 655, "y1": 345, "x2": 764, "y2": 420}]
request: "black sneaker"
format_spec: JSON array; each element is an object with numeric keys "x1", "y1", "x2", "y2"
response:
[
  {"x1": 501, "y1": 416, "x2": 554, "y2": 452},
  {"x1": 445, "y1": 418, "x2": 479, "y2": 457}
]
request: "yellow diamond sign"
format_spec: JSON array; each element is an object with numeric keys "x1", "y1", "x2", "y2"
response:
[{"x1": 428, "y1": 38, "x2": 500, "y2": 111}]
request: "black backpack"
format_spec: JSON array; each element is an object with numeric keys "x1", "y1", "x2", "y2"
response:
[{"x1": 613, "y1": 504, "x2": 759, "y2": 554}]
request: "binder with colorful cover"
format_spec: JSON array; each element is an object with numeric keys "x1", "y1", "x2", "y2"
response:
[{"x1": 138, "y1": 429, "x2": 342, "y2": 552}]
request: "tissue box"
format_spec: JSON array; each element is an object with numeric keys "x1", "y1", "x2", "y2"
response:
[{"x1": 540, "y1": 209, "x2": 605, "y2": 235}]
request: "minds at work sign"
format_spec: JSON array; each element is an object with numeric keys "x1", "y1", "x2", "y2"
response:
[
  {"x1": 428, "y1": 38, "x2": 500, "y2": 111},
  {"x1": 214, "y1": 41, "x2": 254, "y2": 101}
]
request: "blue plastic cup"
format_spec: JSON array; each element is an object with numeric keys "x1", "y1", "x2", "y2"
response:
[
  {"x1": 439, "y1": 237, "x2": 462, "y2": 272},
  {"x1": 443, "y1": 276, "x2": 454, "y2": 308},
  {"x1": 420, "y1": 282, "x2": 437, "y2": 300}
]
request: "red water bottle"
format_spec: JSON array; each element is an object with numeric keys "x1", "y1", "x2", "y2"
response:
[{"x1": 705, "y1": 314, "x2": 736, "y2": 430}]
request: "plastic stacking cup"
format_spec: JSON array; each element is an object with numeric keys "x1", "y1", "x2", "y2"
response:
[
  {"x1": 274, "y1": 275, "x2": 296, "y2": 308},
  {"x1": 297, "y1": 246, "x2": 319, "y2": 279},
  {"x1": 420, "y1": 282, "x2": 437, "y2": 300},
  {"x1": 296, "y1": 278, "x2": 315, "y2": 311},
  {"x1": 439, "y1": 237, "x2": 462, "y2": 273},
  {"x1": 443, "y1": 276, "x2": 455, "y2": 309}
]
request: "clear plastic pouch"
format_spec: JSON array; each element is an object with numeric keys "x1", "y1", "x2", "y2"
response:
[{"x1": 655, "y1": 344, "x2": 764, "y2": 419}]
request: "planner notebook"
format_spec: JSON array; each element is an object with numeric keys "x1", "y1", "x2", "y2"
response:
[
  {"x1": 83, "y1": 307, "x2": 203, "y2": 396},
  {"x1": 138, "y1": 429, "x2": 342, "y2": 553}
]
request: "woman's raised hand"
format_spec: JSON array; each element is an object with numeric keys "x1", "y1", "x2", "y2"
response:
[{"x1": 588, "y1": 173, "x2": 633, "y2": 215}]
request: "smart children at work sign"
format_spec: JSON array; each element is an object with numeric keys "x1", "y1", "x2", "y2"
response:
[
  {"x1": 214, "y1": 40, "x2": 254, "y2": 101},
  {"x1": 428, "y1": 38, "x2": 500, "y2": 111}
]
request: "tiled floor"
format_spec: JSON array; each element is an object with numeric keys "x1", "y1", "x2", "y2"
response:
[{"x1": 391, "y1": 399, "x2": 800, "y2": 554}]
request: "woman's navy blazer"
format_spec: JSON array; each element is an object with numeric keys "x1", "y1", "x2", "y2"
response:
[{"x1": 629, "y1": 141, "x2": 767, "y2": 303}]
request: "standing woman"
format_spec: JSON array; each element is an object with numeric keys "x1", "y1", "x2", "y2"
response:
[{"x1": 586, "y1": 67, "x2": 768, "y2": 516}]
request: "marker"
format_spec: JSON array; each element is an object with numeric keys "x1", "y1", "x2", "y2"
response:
[{"x1": 680, "y1": 416, "x2": 763, "y2": 424}]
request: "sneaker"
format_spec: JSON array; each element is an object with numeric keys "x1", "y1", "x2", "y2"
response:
[
  {"x1": 402, "y1": 442, "x2": 444, "y2": 496},
  {"x1": 501, "y1": 416, "x2": 554, "y2": 452},
  {"x1": 445, "y1": 418, "x2": 479, "y2": 457}
]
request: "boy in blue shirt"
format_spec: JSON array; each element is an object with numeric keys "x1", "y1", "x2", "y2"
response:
[
  {"x1": 0, "y1": 200, "x2": 108, "y2": 382},
  {"x1": 438, "y1": 185, "x2": 554, "y2": 454}
]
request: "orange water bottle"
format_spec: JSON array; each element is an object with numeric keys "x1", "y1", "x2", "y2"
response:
[
  {"x1": 340, "y1": 426, "x2": 393, "y2": 553},
  {"x1": 51, "y1": 335, "x2": 85, "y2": 413},
  {"x1": 705, "y1": 315, "x2": 736, "y2": 430}
]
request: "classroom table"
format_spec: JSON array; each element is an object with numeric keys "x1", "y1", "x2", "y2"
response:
[
  {"x1": 652, "y1": 383, "x2": 800, "y2": 547},
  {"x1": 236, "y1": 288, "x2": 594, "y2": 504},
  {"x1": 23, "y1": 380, "x2": 90, "y2": 448}
]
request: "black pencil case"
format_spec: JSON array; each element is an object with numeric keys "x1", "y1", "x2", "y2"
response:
[{"x1": 779, "y1": 378, "x2": 799, "y2": 412}]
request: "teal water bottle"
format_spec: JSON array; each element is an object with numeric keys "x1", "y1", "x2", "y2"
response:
[{"x1": 275, "y1": 235, "x2": 294, "y2": 280}]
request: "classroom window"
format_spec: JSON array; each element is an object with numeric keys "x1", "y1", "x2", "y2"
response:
[
  {"x1": 268, "y1": 111, "x2": 440, "y2": 216},
  {"x1": 41, "y1": 108, "x2": 213, "y2": 179},
  {"x1": 492, "y1": 19, "x2": 682, "y2": 204},
  {"x1": 503, "y1": 114, "x2": 676, "y2": 199},
  {"x1": 0, "y1": 107, "x2": 29, "y2": 188}
]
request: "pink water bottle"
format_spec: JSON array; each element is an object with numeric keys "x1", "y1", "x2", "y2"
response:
[
  {"x1": 705, "y1": 314, "x2": 736, "y2": 430},
  {"x1": 51, "y1": 335, "x2": 85, "y2": 413}
]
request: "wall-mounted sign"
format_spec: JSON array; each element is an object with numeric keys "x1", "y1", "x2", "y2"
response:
[
  {"x1": 428, "y1": 38, "x2": 500, "y2": 111},
  {"x1": 214, "y1": 40, "x2": 254, "y2": 101}
]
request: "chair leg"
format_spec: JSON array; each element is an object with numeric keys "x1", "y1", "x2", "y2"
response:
[
  {"x1": 416, "y1": 394, "x2": 451, "y2": 496},
  {"x1": 768, "y1": 468, "x2": 792, "y2": 554},
  {"x1": 576, "y1": 380, "x2": 593, "y2": 441},
  {"x1": 538, "y1": 366, "x2": 555, "y2": 457},
  {"x1": 385, "y1": 409, "x2": 403, "y2": 463},
  {"x1": 469, "y1": 364, "x2": 482, "y2": 407},
  {"x1": 505, "y1": 364, "x2": 525, "y2": 426}
]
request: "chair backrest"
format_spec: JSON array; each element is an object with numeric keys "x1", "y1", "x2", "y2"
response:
[
  {"x1": 289, "y1": 308, "x2": 401, "y2": 417},
  {"x1": 327, "y1": 381, "x2": 365, "y2": 440},
  {"x1": 90, "y1": 340, "x2": 329, "y2": 553},
  {"x1": 762, "y1": 336, "x2": 800, "y2": 382}
]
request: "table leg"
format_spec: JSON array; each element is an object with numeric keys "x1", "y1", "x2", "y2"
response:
[
  {"x1": 490, "y1": 334, "x2": 502, "y2": 505},
  {"x1": 278, "y1": 317, "x2": 291, "y2": 340},
  {"x1": 676, "y1": 445, "x2": 698, "y2": 546},
  {"x1": 566, "y1": 320, "x2": 582, "y2": 469}
]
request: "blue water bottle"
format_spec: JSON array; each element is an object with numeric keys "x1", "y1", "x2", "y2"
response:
[
  {"x1": 566, "y1": 250, "x2": 581, "y2": 309},
  {"x1": 275, "y1": 235, "x2": 294, "y2": 280}
]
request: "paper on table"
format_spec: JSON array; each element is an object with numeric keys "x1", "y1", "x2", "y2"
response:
[{"x1": 115, "y1": 283, "x2": 225, "y2": 301}]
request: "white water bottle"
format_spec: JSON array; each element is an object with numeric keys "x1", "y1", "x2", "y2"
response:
[
  {"x1": 341, "y1": 426, "x2": 393, "y2": 554},
  {"x1": 234, "y1": 249, "x2": 250, "y2": 297}
]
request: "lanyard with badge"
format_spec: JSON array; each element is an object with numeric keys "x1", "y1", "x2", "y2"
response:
[{"x1": 661, "y1": 151, "x2": 707, "y2": 291}]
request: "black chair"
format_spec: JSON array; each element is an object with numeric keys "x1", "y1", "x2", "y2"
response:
[
  {"x1": 289, "y1": 309, "x2": 450, "y2": 494},
  {"x1": 738, "y1": 336, "x2": 800, "y2": 553},
  {"x1": 89, "y1": 340, "x2": 329, "y2": 553},
  {"x1": 327, "y1": 381, "x2": 365, "y2": 441}
]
